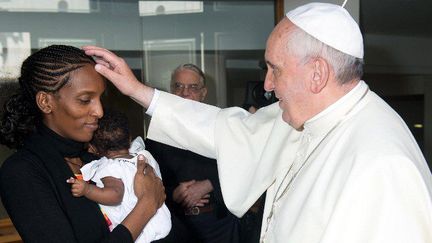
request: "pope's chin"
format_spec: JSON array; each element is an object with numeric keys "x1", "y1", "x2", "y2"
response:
[
  {"x1": 282, "y1": 113, "x2": 302, "y2": 131},
  {"x1": 281, "y1": 112, "x2": 292, "y2": 125}
]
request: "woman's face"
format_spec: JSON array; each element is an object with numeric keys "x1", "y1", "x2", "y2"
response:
[{"x1": 45, "y1": 64, "x2": 106, "y2": 142}]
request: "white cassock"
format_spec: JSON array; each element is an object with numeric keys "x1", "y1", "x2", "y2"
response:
[{"x1": 147, "y1": 81, "x2": 432, "y2": 243}]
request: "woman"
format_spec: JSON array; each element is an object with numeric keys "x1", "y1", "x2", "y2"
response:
[{"x1": 0, "y1": 45, "x2": 165, "y2": 242}]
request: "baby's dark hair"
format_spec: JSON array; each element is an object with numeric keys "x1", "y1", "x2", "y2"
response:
[
  {"x1": 90, "y1": 109, "x2": 130, "y2": 156},
  {"x1": 0, "y1": 45, "x2": 95, "y2": 149}
]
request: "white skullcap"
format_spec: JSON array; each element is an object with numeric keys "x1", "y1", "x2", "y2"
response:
[{"x1": 286, "y1": 2, "x2": 364, "y2": 58}]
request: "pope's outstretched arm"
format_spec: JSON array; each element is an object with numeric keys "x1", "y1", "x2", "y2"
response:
[
  {"x1": 82, "y1": 46, "x2": 288, "y2": 217},
  {"x1": 82, "y1": 45, "x2": 219, "y2": 158},
  {"x1": 83, "y1": 45, "x2": 154, "y2": 109}
]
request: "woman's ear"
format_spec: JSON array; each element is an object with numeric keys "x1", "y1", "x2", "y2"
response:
[
  {"x1": 35, "y1": 91, "x2": 53, "y2": 114},
  {"x1": 310, "y1": 57, "x2": 330, "y2": 94}
]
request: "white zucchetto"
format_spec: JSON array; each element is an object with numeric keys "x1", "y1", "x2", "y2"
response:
[{"x1": 286, "y1": 2, "x2": 364, "y2": 59}]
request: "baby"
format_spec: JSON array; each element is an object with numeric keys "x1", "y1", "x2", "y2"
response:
[{"x1": 67, "y1": 110, "x2": 171, "y2": 243}]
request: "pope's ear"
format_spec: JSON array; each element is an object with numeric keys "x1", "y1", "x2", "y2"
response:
[
  {"x1": 309, "y1": 57, "x2": 329, "y2": 94},
  {"x1": 35, "y1": 91, "x2": 54, "y2": 114}
]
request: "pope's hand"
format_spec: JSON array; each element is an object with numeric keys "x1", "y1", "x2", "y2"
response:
[
  {"x1": 82, "y1": 46, "x2": 140, "y2": 96},
  {"x1": 82, "y1": 46, "x2": 154, "y2": 108}
]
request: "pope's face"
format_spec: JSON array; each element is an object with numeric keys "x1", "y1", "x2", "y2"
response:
[
  {"x1": 171, "y1": 69, "x2": 207, "y2": 102},
  {"x1": 264, "y1": 19, "x2": 312, "y2": 129},
  {"x1": 44, "y1": 64, "x2": 106, "y2": 142}
]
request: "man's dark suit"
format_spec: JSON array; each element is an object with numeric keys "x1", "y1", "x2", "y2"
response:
[{"x1": 146, "y1": 139, "x2": 239, "y2": 243}]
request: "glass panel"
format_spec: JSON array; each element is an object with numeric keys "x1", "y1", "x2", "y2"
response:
[
  {"x1": 0, "y1": 0, "x2": 94, "y2": 13},
  {"x1": 0, "y1": 32, "x2": 31, "y2": 79},
  {"x1": 140, "y1": 1, "x2": 274, "y2": 107},
  {"x1": 139, "y1": 1, "x2": 204, "y2": 16},
  {"x1": 0, "y1": 0, "x2": 275, "y2": 136}
]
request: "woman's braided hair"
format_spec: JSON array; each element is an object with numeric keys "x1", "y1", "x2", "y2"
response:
[{"x1": 0, "y1": 45, "x2": 95, "y2": 149}]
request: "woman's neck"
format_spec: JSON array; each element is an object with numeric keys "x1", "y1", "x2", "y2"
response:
[
  {"x1": 37, "y1": 123, "x2": 86, "y2": 157},
  {"x1": 65, "y1": 157, "x2": 84, "y2": 174}
]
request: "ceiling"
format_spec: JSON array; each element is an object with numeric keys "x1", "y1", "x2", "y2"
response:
[{"x1": 360, "y1": 0, "x2": 432, "y2": 37}]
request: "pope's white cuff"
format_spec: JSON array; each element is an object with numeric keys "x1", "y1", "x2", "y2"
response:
[{"x1": 146, "y1": 89, "x2": 160, "y2": 116}]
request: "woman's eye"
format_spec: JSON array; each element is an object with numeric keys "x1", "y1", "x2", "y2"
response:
[{"x1": 78, "y1": 99, "x2": 91, "y2": 104}]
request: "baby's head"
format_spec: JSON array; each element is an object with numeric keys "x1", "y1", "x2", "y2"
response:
[{"x1": 89, "y1": 109, "x2": 130, "y2": 157}]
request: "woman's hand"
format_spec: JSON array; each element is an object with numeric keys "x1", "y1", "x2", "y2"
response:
[
  {"x1": 82, "y1": 46, "x2": 154, "y2": 108},
  {"x1": 134, "y1": 154, "x2": 165, "y2": 209},
  {"x1": 121, "y1": 154, "x2": 166, "y2": 240}
]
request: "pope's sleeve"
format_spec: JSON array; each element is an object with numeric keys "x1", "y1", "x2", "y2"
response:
[
  {"x1": 214, "y1": 103, "x2": 291, "y2": 216},
  {"x1": 147, "y1": 91, "x2": 292, "y2": 217},
  {"x1": 148, "y1": 91, "x2": 220, "y2": 158}
]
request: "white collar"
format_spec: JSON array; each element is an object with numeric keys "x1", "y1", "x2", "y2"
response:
[{"x1": 303, "y1": 81, "x2": 369, "y2": 137}]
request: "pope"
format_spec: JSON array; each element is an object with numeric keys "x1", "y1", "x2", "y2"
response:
[{"x1": 84, "y1": 2, "x2": 432, "y2": 243}]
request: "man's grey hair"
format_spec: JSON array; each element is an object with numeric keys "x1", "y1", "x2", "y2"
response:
[
  {"x1": 170, "y1": 63, "x2": 206, "y2": 86},
  {"x1": 285, "y1": 26, "x2": 363, "y2": 84}
]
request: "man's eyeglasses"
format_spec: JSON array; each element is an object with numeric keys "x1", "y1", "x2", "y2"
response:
[{"x1": 172, "y1": 82, "x2": 204, "y2": 93}]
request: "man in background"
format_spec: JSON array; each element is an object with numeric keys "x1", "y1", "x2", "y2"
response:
[{"x1": 146, "y1": 64, "x2": 240, "y2": 243}]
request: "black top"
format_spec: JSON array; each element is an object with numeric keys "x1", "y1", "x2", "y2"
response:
[
  {"x1": 0, "y1": 125, "x2": 133, "y2": 243},
  {"x1": 145, "y1": 139, "x2": 226, "y2": 216}
]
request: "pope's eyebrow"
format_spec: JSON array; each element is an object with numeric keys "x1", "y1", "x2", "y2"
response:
[{"x1": 265, "y1": 60, "x2": 275, "y2": 69}]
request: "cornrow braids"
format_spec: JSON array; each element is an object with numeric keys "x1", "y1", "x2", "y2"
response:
[{"x1": 0, "y1": 45, "x2": 96, "y2": 149}]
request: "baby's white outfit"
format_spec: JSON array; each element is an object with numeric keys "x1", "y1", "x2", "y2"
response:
[{"x1": 81, "y1": 136, "x2": 171, "y2": 243}]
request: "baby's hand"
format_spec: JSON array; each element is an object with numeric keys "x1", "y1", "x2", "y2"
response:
[{"x1": 66, "y1": 177, "x2": 90, "y2": 197}]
